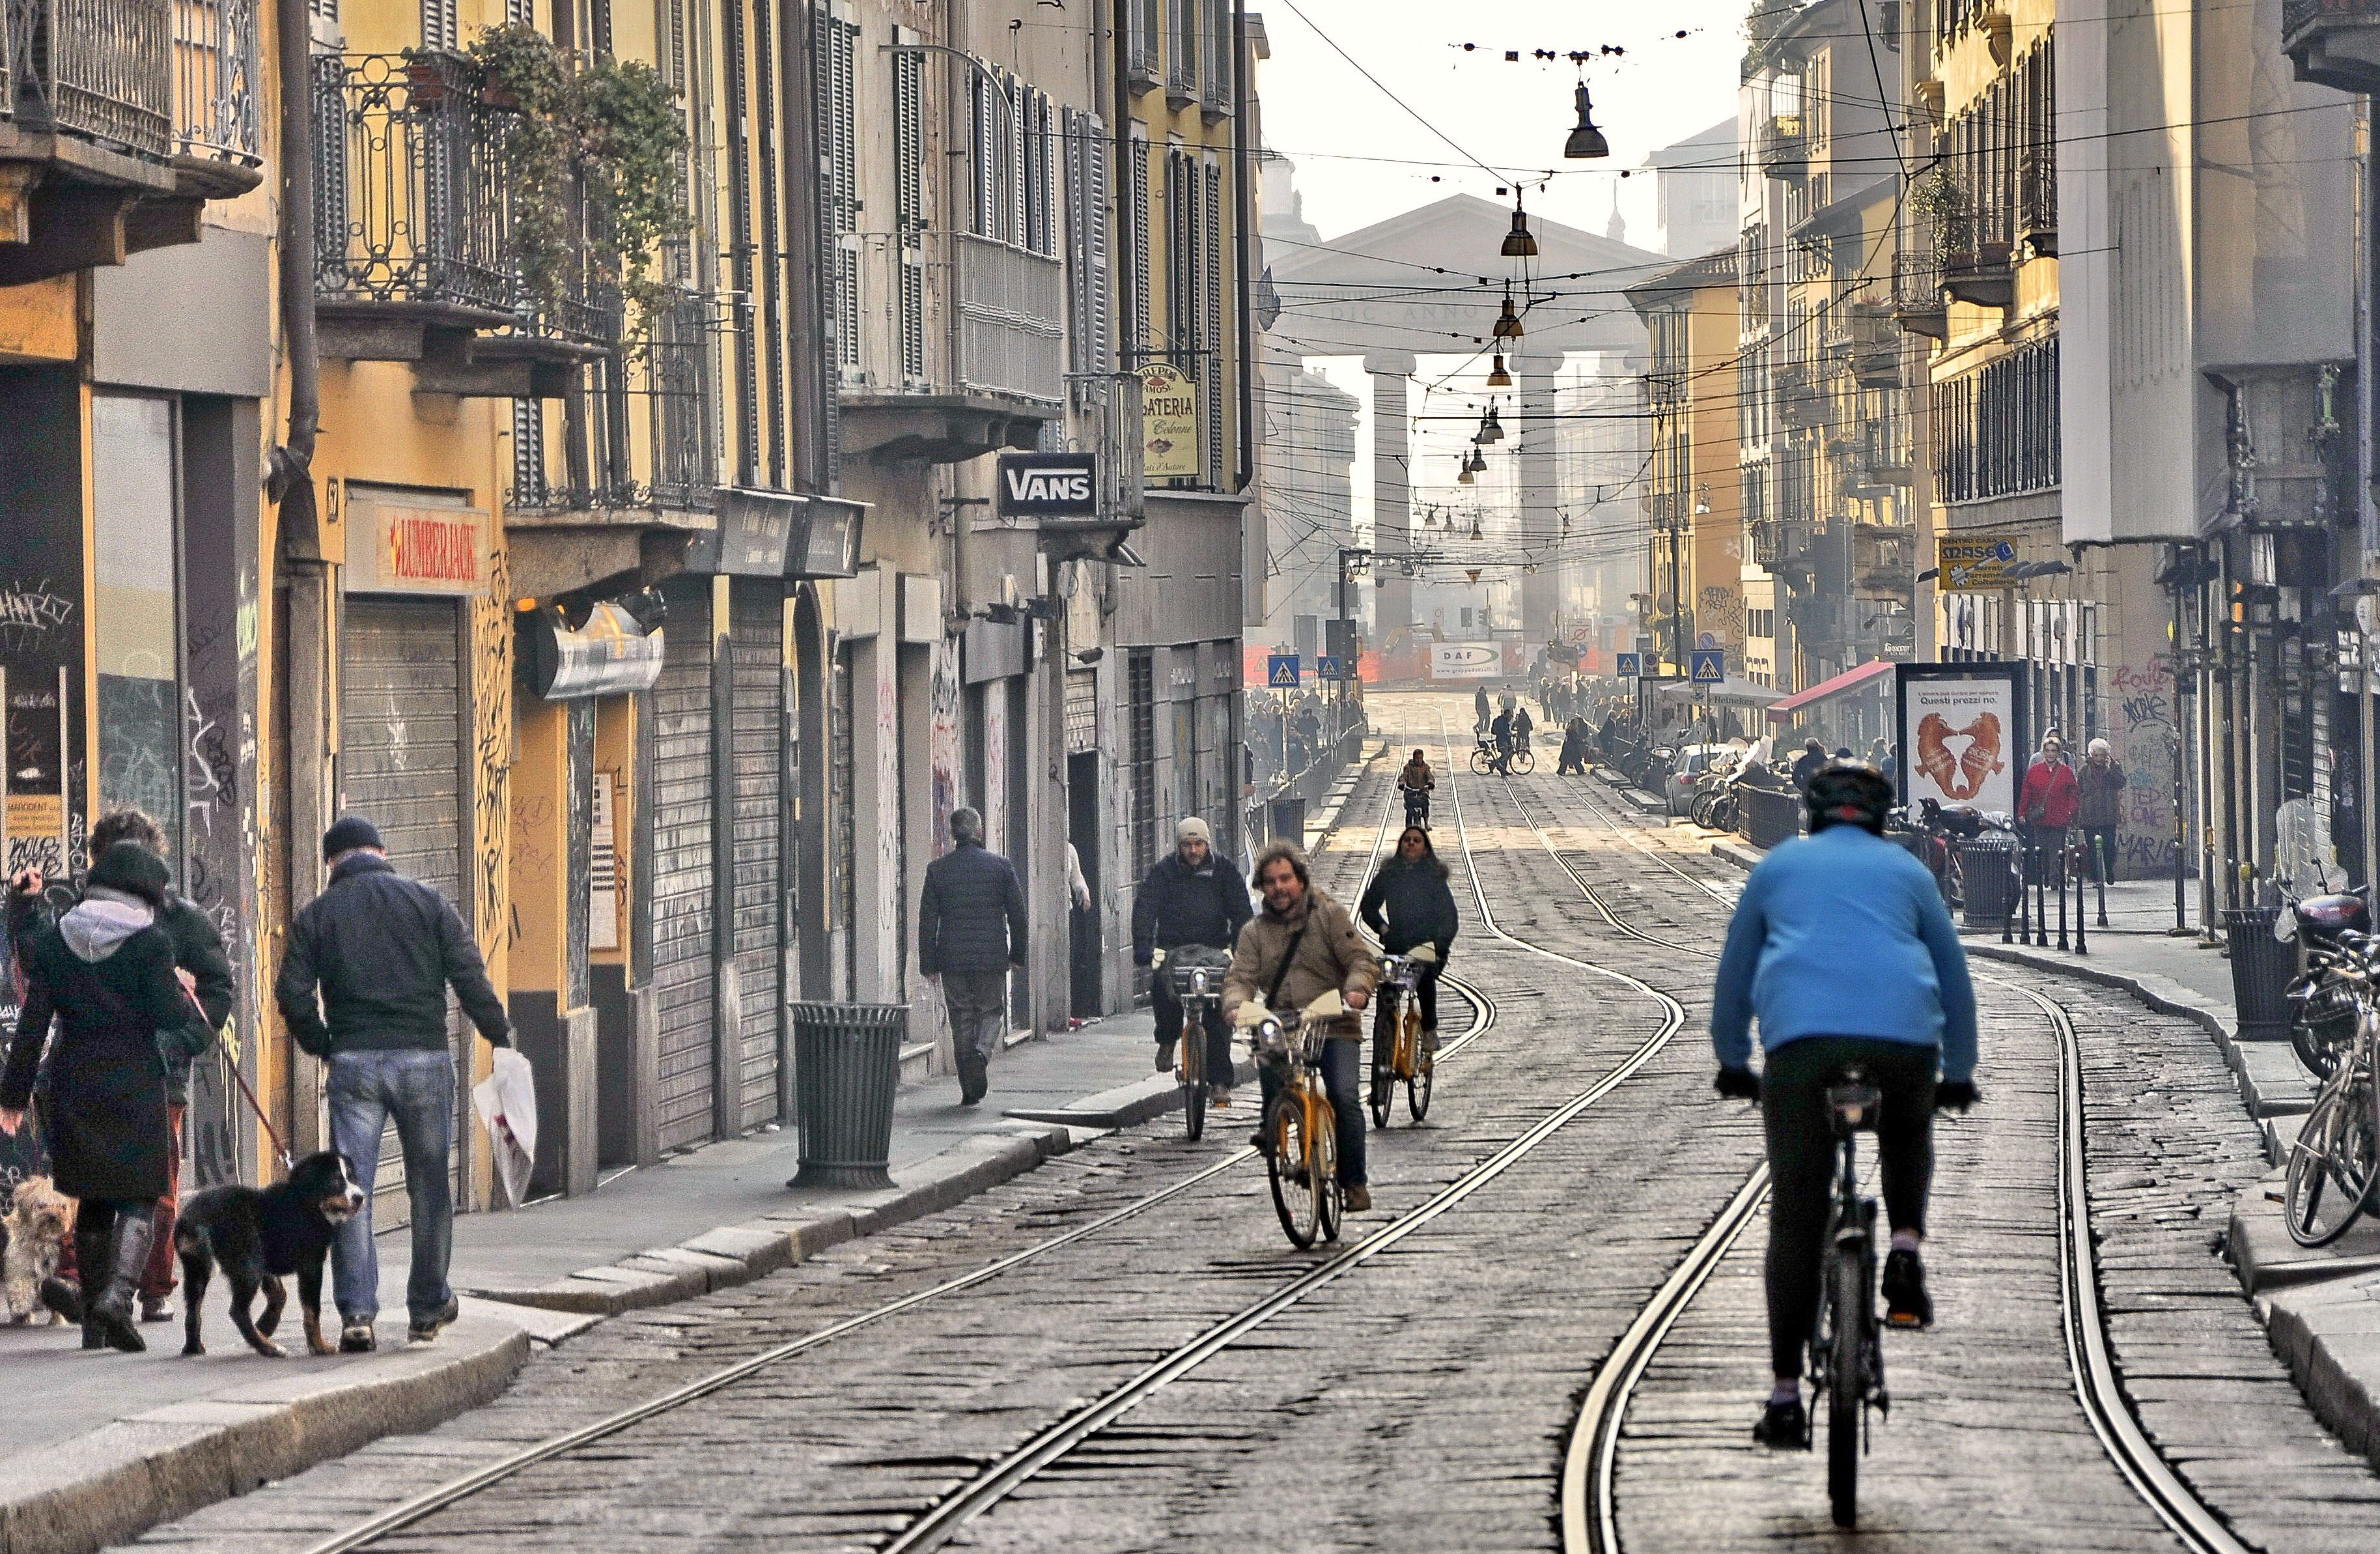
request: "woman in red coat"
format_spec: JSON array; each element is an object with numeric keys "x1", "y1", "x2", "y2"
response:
[{"x1": 2018, "y1": 735, "x2": 2080, "y2": 883}]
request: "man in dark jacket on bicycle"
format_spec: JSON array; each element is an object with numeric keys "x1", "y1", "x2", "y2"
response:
[
  {"x1": 1709, "y1": 765, "x2": 1980, "y2": 1449},
  {"x1": 1131, "y1": 818, "x2": 1252, "y2": 1103},
  {"x1": 919, "y1": 807, "x2": 1028, "y2": 1107}
]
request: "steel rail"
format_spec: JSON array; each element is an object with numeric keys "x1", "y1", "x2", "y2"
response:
[
  {"x1": 296, "y1": 744, "x2": 1478, "y2": 1554},
  {"x1": 871, "y1": 709, "x2": 1696, "y2": 1553}
]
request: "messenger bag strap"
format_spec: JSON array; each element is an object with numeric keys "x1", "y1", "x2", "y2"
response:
[{"x1": 1263, "y1": 922, "x2": 1309, "y2": 1012}]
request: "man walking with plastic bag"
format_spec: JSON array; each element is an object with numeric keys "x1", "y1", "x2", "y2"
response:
[{"x1": 276, "y1": 817, "x2": 513, "y2": 1351}]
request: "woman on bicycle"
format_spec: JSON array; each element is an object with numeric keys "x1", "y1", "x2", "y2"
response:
[
  {"x1": 1709, "y1": 765, "x2": 1980, "y2": 1449},
  {"x1": 1358, "y1": 826, "x2": 1459, "y2": 1077},
  {"x1": 1397, "y1": 750, "x2": 1435, "y2": 828}
]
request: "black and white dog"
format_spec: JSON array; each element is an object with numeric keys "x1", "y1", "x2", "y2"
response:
[{"x1": 175, "y1": 1150, "x2": 367, "y2": 1357}]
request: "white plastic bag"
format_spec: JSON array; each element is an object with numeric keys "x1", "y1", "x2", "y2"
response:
[{"x1": 472, "y1": 1048, "x2": 539, "y2": 1208}]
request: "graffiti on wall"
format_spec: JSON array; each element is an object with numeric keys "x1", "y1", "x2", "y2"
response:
[
  {"x1": 930, "y1": 647, "x2": 960, "y2": 859},
  {"x1": 471, "y1": 552, "x2": 514, "y2": 959},
  {"x1": 2103, "y1": 656, "x2": 2183, "y2": 875}
]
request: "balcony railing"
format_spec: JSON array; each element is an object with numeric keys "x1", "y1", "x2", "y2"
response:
[
  {"x1": 170, "y1": 0, "x2": 258, "y2": 171},
  {"x1": 955, "y1": 230, "x2": 1065, "y2": 406},
  {"x1": 6, "y1": 0, "x2": 174, "y2": 157},
  {"x1": 2284, "y1": 0, "x2": 2380, "y2": 94},
  {"x1": 1757, "y1": 112, "x2": 1806, "y2": 176},
  {"x1": 2017, "y1": 148, "x2": 2056, "y2": 257},
  {"x1": 516, "y1": 286, "x2": 720, "y2": 515},
  {"x1": 1933, "y1": 210, "x2": 2014, "y2": 307},
  {"x1": 1889, "y1": 250, "x2": 1946, "y2": 339}
]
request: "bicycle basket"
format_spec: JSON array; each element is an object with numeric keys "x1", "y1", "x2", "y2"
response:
[
  {"x1": 2295, "y1": 977, "x2": 2362, "y2": 1049},
  {"x1": 1166, "y1": 944, "x2": 1231, "y2": 998}
]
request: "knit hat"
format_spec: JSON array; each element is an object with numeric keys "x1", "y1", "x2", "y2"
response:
[
  {"x1": 322, "y1": 815, "x2": 384, "y2": 860},
  {"x1": 1177, "y1": 817, "x2": 1212, "y2": 846},
  {"x1": 87, "y1": 841, "x2": 170, "y2": 908}
]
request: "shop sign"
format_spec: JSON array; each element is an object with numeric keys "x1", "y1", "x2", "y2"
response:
[
  {"x1": 1935, "y1": 532, "x2": 2022, "y2": 592},
  {"x1": 1140, "y1": 362, "x2": 1199, "y2": 479},
  {"x1": 995, "y1": 452, "x2": 1100, "y2": 521},
  {"x1": 345, "y1": 497, "x2": 490, "y2": 596}
]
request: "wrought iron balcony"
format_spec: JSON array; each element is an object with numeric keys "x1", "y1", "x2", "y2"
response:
[
  {"x1": 313, "y1": 51, "x2": 613, "y2": 393},
  {"x1": 1934, "y1": 212, "x2": 2015, "y2": 308},
  {"x1": 2017, "y1": 148, "x2": 2056, "y2": 259},
  {"x1": 1888, "y1": 251, "x2": 1946, "y2": 339},
  {"x1": 2285, "y1": 0, "x2": 2380, "y2": 94},
  {"x1": 1824, "y1": 298, "x2": 1901, "y2": 388},
  {"x1": 0, "y1": 0, "x2": 259, "y2": 282},
  {"x1": 1757, "y1": 112, "x2": 1806, "y2": 177},
  {"x1": 840, "y1": 227, "x2": 1065, "y2": 462},
  {"x1": 1776, "y1": 360, "x2": 1830, "y2": 429}
]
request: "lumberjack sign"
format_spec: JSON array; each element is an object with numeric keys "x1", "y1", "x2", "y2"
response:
[{"x1": 344, "y1": 496, "x2": 491, "y2": 597}]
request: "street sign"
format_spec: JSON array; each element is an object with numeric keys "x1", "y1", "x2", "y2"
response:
[
  {"x1": 1315, "y1": 654, "x2": 1345, "y2": 680},
  {"x1": 1935, "y1": 532, "x2": 2022, "y2": 591},
  {"x1": 1267, "y1": 655, "x2": 1300, "y2": 688},
  {"x1": 1690, "y1": 648, "x2": 1726, "y2": 685},
  {"x1": 1615, "y1": 653, "x2": 1642, "y2": 678}
]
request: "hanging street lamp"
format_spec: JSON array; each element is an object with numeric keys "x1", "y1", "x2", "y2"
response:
[
  {"x1": 1476, "y1": 402, "x2": 1505, "y2": 444},
  {"x1": 1493, "y1": 287, "x2": 1525, "y2": 341},
  {"x1": 1487, "y1": 350, "x2": 1512, "y2": 388},
  {"x1": 1564, "y1": 83, "x2": 1610, "y2": 160},
  {"x1": 1502, "y1": 196, "x2": 1539, "y2": 258},
  {"x1": 1457, "y1": 458, "x2": 1477, "y2": 487},
  {"x1": 1470, "y1": 516, "x2": 1486, "y2": 541}
]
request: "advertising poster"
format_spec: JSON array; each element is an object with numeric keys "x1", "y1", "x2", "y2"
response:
[
  {"x1": 1140, "y1": 363, "x2": 1199, "y2": 479},
  {"x1": 1429, "y1": 643, "x2": 1500, "y2": 681},
  {"x1": 1895, "y1": 662, "x2": 2029, "y2": 817}
]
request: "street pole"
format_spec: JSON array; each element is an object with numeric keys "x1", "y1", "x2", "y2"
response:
[
  {"x1": 1668, "y1": 514, "x2": 1688, "y2": 677},
  {"x1": 2171, "y1": 571, "x2": 2189, "y2": 933}
]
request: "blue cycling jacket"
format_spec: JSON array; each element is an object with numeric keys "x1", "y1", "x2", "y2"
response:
[{"x1": 1709, "y1": 825, "x2": 1978, "y2": 1082}]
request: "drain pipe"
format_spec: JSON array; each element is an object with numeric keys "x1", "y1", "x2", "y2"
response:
[
  {"x1": 271, "y1": 0, "x2": 320, "y2": 519},
  {"x1": 1231, "y1": 0, "x2": 1253, "y2": 494}
]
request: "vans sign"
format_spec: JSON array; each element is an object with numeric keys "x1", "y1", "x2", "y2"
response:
[{"x1": 996, "y1": 452, "x2": 1100, "y2": 521}]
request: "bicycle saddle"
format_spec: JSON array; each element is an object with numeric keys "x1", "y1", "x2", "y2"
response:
[{"x1": 1825, "y1": 1067, "x2": 1883, "y2": 1133}]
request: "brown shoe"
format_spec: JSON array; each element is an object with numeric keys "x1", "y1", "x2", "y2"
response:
[{"x1": 1343, "y1": 1185, "x2": 1372, "y2": 1212}]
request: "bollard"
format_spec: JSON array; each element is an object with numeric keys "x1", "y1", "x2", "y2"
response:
[
  {"x1": 2056, "y1": 843, "x2": 2071, "y2": 953},
  {"x1": 2093, "y1": 834, "x2": 2110, "y2": 927}
]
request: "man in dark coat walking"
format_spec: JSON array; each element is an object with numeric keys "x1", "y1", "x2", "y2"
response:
[
  {"x1": 1132, "y1": 817, "x2": 1253, "y2": 1101},
  {"x1": 1, "y1": 843, "x2": 197, "y2": 1351},
  {"x1": 7, "y1": 809, "x2": 234, "y2": 1325},
  {"x1": 277, "y1": 815, "x2": 512, "y2": 1352},
  {"x1": 1791, "y1": 738, "x2": 1828, "y2": 795},
  {"x1": 919, "y1": 807, "x2": 1028, "y2": 1106}
]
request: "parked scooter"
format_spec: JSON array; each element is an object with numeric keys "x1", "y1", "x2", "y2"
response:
[{"x1": 2281, "y1": 884, "x2": 2373, "y2": 1079}]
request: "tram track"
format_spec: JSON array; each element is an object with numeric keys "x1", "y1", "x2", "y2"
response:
[
  {"x1": 288, "y1": 733, "x2": 1541, "y2": 1554},
  {"x1": 1530, "y1": 750, "x2": 2257, "y2": 1554}
]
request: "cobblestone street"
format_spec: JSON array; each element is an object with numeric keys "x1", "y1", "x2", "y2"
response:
[{"x1": 114, "y1": 697, "x2": 2380, "y2": 1552}]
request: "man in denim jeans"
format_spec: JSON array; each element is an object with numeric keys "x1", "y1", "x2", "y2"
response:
[{"x1": 275, "y1": 816, "x2": 512, "y2": 1351}]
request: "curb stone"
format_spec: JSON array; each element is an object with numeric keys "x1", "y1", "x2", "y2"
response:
[{"x1": 0, "y1": 1312, "x2": 529, "y2": 1554}]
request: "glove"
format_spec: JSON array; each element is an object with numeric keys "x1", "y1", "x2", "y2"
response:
[
  {"x1": 1714, "y1": 1066, "x2": 1762, "y2": 1103},
  {"x1": 1935, "y1": 1079, "x2": 1980, "y2": 1113}
]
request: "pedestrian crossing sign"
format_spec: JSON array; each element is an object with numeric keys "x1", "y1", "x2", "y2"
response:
[
  {"x1": 1690, "y1": 648, "x2": 1726, "y2": 685},
  {"x1": 1315, "y1": 655, "x2": 1345, "y2": 680},
  {"x1": 1615, "y1": 653, "x2": 1642, "y2": 678},
  {"x1": 1268, "y1": 655, "x2": 1300, "y2": 688}
]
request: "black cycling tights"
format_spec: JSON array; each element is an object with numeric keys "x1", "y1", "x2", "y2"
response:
[{"x1": 1761, "y1": 1036, "x2": 1936, "y2": 1379}]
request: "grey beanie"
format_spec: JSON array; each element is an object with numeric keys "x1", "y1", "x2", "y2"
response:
[{"x1": 1176, "y1": 817, "x2": 1211, "y2": 846}]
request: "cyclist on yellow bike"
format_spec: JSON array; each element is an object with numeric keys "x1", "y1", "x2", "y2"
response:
[
  {"x1": 1710, "y1": 764, "x2": 1980, "y2": 1449},
  {"x1": 1131, "y1": 817, "x2": 1253, "y2": 1104},
  {"x1": 1224, "y1": 842, "x2": 1379, "y2": 1211},
  {"x1": 1358, "y1": 825, "x2": 1458, "y2": 1075}
]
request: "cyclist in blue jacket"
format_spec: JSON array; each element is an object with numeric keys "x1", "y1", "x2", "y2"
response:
[{"x1": 1709, "y1": 763, "x2": 1981, "y2": 1449}]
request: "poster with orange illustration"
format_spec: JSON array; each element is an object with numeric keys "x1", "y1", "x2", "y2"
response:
[{"x1": 1894, "y1": 663, "x2": 2030, "y2": 818}]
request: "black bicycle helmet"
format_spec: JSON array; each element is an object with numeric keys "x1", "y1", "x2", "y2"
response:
[{"x1": 1806, "y1": 763, "x2": 1894, "y2": 836}]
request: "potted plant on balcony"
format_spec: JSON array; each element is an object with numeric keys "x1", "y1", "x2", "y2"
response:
[{"x1": 469, "y1": 25, "x2": 688, "y2": 344}]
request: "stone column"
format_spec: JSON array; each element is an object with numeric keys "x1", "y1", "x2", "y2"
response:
[
  {"x1": 1516, "y1": 352, "x2": 1562, "y2": 648},
  {"x1": 1363, "y1": 350, "x2": 1418, "y2": 664}
]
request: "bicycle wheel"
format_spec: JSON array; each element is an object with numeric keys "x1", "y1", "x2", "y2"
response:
[
  {"x1": 1511, "y1": 748, "x2": 1535, "y2": 775},
  {"x1": 1405, "y1": 1005, "x2": 1433, "y2": 1122},
  {"x1": 1313, "y1": 1099, "x2": 1342, "y2": 1243},
  {"x1": 1470, "y1": 747, "x2": 1492, "y2": 775},
  {"x1": 1369, "y1": 1058, "x2": 1392, "y2": 1129},
  {"x1": 2284, "y1": 1080, "x2": 2380, "y2": 1247},
  {"x1": 1827, "y1": 1241, "x2": 1866, "y2": 1529},
  {"x1": 1181, "y1": 1018, "x2": 1206, "y2": 1142},
  {"x1": 1268, "y1": 1092, "x2": 1319, "y2": 1248}
]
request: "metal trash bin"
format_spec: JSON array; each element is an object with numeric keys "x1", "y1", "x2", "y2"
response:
[
  {"x1": 1741, "y1": 785, "x2": 1803, "y2": 850},
  {"x1": 2223, "y1": 907, "x2": 2295, "y2": 1042},
  {"x1": 1959, "y1": 835, "x2": 2021, "y2": 931},
  {"x1": 1267, "y1": 795, "x2": 1307, "y2": 845},
  {"x1": 787, "y1": 1002, "x2": 906, "y2": 1189}
]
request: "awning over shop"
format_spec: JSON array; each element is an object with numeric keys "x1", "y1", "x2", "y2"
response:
[
  {"x1": 1766, "y1": 658, "x2": 1894, "y2": 720},
  {"x1": 1653, "y1": 674, "x2": 1784, "y2": 709}
]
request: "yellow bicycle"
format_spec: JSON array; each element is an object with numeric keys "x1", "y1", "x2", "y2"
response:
[
  {"x1": 1157, "y1": 946, "x2": 1231, "y2": 1142},
  {"x1": 1369, "y1": 946, "x2": 1436, "y2": 1127},
  {"x1": 1244, "y1": 992, "x2": 1346, "y2": 1249}
]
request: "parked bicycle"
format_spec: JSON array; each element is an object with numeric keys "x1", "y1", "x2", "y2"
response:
[
  {"x1": 1809, "y1": 1066, "x2": 1890, "y2": 1529},
  {"x1": 2280, "y1": 886, "x2": 2372, "y2": 1081},
  {"x1": 1369, "y1": 948, "x2": 1436, "y2": 1127},
  {"x1": 1243, "y1": 991, "x2": 1348, "y2": 1249},
  {"x1": 2284, "y1": 930, "x2": 2380, "y2": 1249}
]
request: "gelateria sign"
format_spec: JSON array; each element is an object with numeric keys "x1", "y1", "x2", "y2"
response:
[
  {"x1": 1140, "y1": 362, "x2": 1199, "y2": 479},
  {"x1": 344, "y1": 496, "x2": 491, "y2": 596}
]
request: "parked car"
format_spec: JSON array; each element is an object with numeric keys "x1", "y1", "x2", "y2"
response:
[{"x1": 1663, "y1": 745, "x2": 1731, "y2": 815}]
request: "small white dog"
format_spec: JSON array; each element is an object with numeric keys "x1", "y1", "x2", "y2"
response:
[{"x1": 3, "y1": 1178, "x2": 77, "y2": 1325}]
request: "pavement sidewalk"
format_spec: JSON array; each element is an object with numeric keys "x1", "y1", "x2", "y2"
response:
[
  {"x1": 1706, "y1": 826, "x2": 2380, "y2": 1472},
  {"x1": 0, "y1": 1008, "x2": 1176, "y2": 1554}
]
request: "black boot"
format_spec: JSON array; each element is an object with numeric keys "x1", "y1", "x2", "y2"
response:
[
  {"x1": 90, "y1": 1213, "x2": 153, "y2": 1353},
  {"x1": 75, "y1": 1222, "x2": 109, "y2": 1350}
]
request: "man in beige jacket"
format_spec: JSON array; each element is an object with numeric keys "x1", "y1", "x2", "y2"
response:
[{"x1": 1225, "y1": 841, "x2": 1381, "y2": 1210}]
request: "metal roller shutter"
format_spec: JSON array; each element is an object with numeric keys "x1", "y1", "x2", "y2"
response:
[
  {"x1": 729, "y1": 580, "x2": 785, "y2": 1125},
  {"x1": 651, "y1": 576, "x2": 716, "y2": 1151},
  {"x1": 338, "y1": 597, "x2": 466, "y2": 1217}
]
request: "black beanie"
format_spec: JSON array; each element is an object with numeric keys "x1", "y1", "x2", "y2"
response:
[
  {"x1": 322, "y1": 815, "x2": 384, "y2": 859},
  {"x1": 87, "y1": 841, "x2": 170, "y2": 908}
]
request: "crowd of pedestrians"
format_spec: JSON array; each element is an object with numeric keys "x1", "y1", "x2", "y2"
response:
[{"x1": 3, "y1": 808, "x2": 507, "y2": 1355}]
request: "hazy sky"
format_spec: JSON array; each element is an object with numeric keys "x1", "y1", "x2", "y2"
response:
[{"x1": 1257, "y1": 0, "x2": 1747, "y2": 247}]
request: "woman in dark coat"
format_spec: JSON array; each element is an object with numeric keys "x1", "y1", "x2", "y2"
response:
[
  {"x1": 1358, "y1": 827, "x2": 1461, "y2": 1075},
  {"x1": 0, "y1": 843, "x2": 194, "y2": 1352}
]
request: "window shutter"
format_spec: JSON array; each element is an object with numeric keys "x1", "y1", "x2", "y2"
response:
[
  {"x1": 1203, "y1": 157, "x2": 1224, "y2": 484},
  {"x1": 1125, "y1": 126, "x2": 1151, "y2": 355}
]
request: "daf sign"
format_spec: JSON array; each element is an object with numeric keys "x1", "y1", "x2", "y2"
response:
[{"x1": 996, "y1": 451, "x2": 1100, "y2": 521}]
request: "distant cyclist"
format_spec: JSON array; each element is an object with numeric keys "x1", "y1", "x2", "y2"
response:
[
  {"x1": 1489, "y1": 707, "x2": 1515, "y2": 776},
  {"x1": 1398, "y1": 749, "x2": 1436, "y2": 829},
  {"x1": 1358, "y1": 826, "x2": 1457, "y2": 1067},
  {"x1": 1709, "y1": 764, "x2": 1980, "y2": 1450}
]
